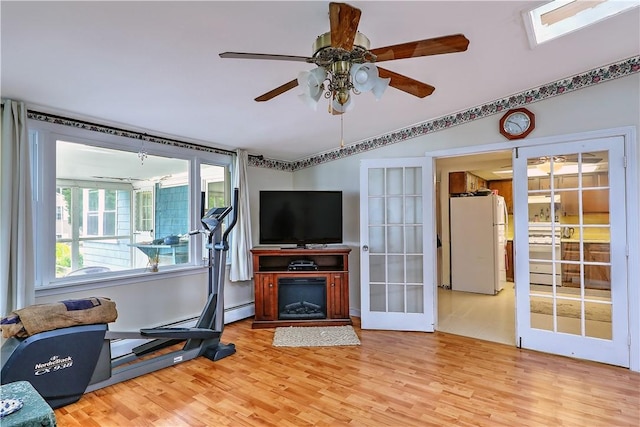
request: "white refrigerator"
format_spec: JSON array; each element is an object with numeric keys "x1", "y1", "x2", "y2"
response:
[{"x1": 450, "y1": 194, "x2": 507, "y2": 295}]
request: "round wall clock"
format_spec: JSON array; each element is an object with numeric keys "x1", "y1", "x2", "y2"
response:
[{"x1": 499, "y1": 107, "x2": 535, "y2": 140}]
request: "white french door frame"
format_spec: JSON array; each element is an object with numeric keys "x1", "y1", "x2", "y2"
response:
[
  {"x1": 427, "y1": 126, "x2": 639, "y2": 371},
  {"x1": 359, "y1": 156, "x2": 436, "y2": 331},
  {"x1": 514, "y1": 136, "x2": 627, "y2": 366}
]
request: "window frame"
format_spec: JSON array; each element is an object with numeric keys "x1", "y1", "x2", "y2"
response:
[
  {"x1": 29, "y1": 119, "x2": 233, "y2": 292},
  {"x1": 523, "y1": 0, "x2": 639, "y2": 48}
]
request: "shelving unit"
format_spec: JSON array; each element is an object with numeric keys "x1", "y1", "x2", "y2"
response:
[{"x1": 250, "y1": 246, "x2": 352, "y2": 329}]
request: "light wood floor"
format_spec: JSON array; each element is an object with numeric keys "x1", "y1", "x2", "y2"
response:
[{"x1": 54, "y1": 317, "x2": 639, "y2": 427}]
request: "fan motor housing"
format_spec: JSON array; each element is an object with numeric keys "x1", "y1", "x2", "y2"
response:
[{"x1": 312, "y1": 31, "x2": 371, "y2": 66}]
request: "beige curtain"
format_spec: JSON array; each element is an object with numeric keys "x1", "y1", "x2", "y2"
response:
[
  {"x1": 1, "y1": 99, "x2": 35, "y2": 315},
  {"x1": 229, "y1": 149, "x2": 253, "y2": 281}
]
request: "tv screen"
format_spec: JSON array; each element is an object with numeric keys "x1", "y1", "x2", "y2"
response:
[{"x1": 259, "y1": 191, "x2": 343, "y2": 247}]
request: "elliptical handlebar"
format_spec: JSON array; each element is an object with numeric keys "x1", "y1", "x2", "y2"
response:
[{"x1": 221, "y1": 188, "x2": 239, "y2": 249}]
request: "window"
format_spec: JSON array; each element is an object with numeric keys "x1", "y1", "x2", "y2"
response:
[
  {"x1": 30, "y1": 123, "x2": 232, "y2": 287},
  {"x1": 524, "y1": 0, "x2": 639, "y2": 47},
  {"x1": 134, "y1": 190, "x2": 153, "y2": 232},
  {"x1": 199, "y1": 163, "x2": 231, "y2": 263}
]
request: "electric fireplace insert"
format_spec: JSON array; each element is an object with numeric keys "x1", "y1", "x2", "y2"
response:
[{"x1": 278, "y1": 277, "x2": 327, "y2": 320}]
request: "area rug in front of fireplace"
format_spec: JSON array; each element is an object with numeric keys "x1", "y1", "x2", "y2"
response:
[{"x1": 273, "y1": 325, "x2": 361, "y2": 347}]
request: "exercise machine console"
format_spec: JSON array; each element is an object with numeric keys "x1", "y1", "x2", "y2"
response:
[{"x1": 0, "y1": 188, "x2": 240, "y2": 408}]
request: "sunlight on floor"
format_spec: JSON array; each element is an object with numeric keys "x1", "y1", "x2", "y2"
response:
[
  {"x1": 437, "y1": 286, "x2": 515, "y2": 346},
  {"x1": 437, "y1": 285, "x2": 613, "y2": 344}
]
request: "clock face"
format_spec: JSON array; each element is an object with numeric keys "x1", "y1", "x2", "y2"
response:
[
  {"x1": 504, "y1": 112, "x2": 530, "y2": 135},
  {"x1": 499, "y1": 108, "x2": 535, "y2": 140}
]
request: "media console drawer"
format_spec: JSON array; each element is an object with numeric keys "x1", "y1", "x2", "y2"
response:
[{"x1": 250, "y1": 246, "x2": 352, "y2": 329}]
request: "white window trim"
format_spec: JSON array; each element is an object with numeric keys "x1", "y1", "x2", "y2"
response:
[{"x1": 29, "y1": 119, "x2": 233, "y2": 293}]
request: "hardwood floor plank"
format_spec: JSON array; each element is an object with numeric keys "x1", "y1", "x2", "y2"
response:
[{"x1": 53, "y1": 317, "x2": 640, "y2": 426}]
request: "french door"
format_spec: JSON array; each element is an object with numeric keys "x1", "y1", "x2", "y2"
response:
[
  {"x1": 513, "y1": 136, "x2": 629, "y2": 367},
  {"x1": 359, "y1": 157, "x2": 436, "y2": 331}
]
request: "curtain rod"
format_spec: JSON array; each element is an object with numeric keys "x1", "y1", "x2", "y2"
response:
[{"x1": 28, "y1": 109, "x2": 264, "y2": 160}]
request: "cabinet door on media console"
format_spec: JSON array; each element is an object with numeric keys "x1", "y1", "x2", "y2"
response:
[
  {"x1": 328, "y1": 273, "x2": 347, "y2": 319},
  {"x1": 254, "y1": 274, "x2": 277, "y2": 321}
]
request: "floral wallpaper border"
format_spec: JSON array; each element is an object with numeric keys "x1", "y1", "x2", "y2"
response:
[
  {"x1": 28, "y1": 56, "x2": 639, "y2": 172},
  {"x1": 286, "y1": 55, "x2": 639, "y2": 171},
  {"x1": 26, "y1": 110, "x2": 238, "y2": 159}
]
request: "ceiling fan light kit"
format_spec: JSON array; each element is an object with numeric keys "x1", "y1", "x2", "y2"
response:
[
  {"x1": 297, "y1": 68, "x2": 327, "y2": 110},
  {"x1": 219, "y1": 2, "x2": 470, "y2": 116}
]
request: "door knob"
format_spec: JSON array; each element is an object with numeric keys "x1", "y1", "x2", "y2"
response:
[{"x1": 363, "y1": 245, "x2": 369, "y2": 252}]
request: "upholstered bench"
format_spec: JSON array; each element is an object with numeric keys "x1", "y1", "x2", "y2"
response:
[{"x1": 0, "y1": 381, "x2": 56, "y2": 426}]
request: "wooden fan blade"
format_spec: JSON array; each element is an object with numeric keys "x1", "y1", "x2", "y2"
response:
[
  {"x1": 377, "y1": 67, "x2": 435, "y2": 98},
  {"x1": 371, "y1": 34, "x2": 469, "y2": 62},
  {"x1": 220, "y1": 52, "x2": 311, "y2": 62},
  {"x1": 329, "y1": 2, "x2": 361, "y2": 50},
  {"x1": 255, "y1": 79, "x2": 299, "y2": 102}
]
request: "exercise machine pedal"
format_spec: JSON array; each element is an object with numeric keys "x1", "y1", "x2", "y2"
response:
[{"x1": 203, "y1": 342, "x2": 236, "y2": 362}]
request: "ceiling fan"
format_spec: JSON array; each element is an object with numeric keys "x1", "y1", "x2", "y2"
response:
[
  {"x1": 527, "y1": 154, "x2": 603, "y2": 166},
  {"x1": 219, "y1": 2, "x2": 469, "y2": 114}
]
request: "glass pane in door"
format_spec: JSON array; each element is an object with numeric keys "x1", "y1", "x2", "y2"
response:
[
  {"x1": 366, "y1": 167, "x2": 424, "y2": 314},
  {"x1": 528, "y1": 151, "x2": 611, "y2": 339},
  {"x1": 361, "y1": 156, "x2": 433, "y2": 332}
]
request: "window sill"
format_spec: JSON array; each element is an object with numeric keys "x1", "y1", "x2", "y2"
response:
[{"x1": 36, "y1": 264, "x2": 209, "y2": 298}]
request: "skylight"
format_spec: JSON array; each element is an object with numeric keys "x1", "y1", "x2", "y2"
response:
[{"x1": 524, "y1": 0, "x2": 640, "y2": 47}]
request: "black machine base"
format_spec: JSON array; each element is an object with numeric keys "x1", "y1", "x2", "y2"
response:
[
  {"x1": 0, "y1": 324, "x2": 108, "y2": 409},
  {"x1": 202, "y1": 342, "x2": 236, "y2": 362}
]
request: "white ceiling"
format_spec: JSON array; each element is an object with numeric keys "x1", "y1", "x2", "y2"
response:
[{"x1": 2, "y1": 1, "x2": 639, "y2": 162}]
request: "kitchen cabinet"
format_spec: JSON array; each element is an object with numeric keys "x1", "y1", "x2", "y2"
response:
[
  {"x1": 561, "y1": 241, "x2": 610, "y2": 289},
  {"x1": 251, "y1": 247, "x2": 351, "y2": 328},
  {"x1": 560, "y1": 173, "x2": 609, "y2": 215},
  {"x1": 506, "y1": 240, "x2": 514, "y2": 282},
  {"x1": 488, "y1": 179, "x2": 513, "y2": 213},
  {"x1": 449, "y1": 172, "x2": 487, "y2": 194},
  {"x1": 528, "y1": 176, "x2": 559, "y2": 191}
]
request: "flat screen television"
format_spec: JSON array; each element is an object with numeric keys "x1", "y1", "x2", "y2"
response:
[{"x1": 259, "y1": 190, "x2": 343, "y2": 247}]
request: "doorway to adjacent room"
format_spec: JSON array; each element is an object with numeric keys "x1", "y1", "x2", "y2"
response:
[{"x1": 431, "y1": 127, "x2": 634, "y2": 368}]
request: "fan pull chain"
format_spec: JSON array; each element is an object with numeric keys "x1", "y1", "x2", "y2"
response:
[{"x1": 340, "y1": 113, "x2": 344, "y2": 148}]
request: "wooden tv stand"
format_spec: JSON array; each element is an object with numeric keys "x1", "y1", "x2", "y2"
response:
[{"x1": 251, "y1": 246, "x2": 352, "y2": 329}]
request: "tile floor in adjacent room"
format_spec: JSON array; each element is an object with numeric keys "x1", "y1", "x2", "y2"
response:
[
  {"x1": 437, "y1": 285, "x2": 516, "y2": 345},
  {"x1": 437, "y1": 284, "x2": 613, "y2": 344}
]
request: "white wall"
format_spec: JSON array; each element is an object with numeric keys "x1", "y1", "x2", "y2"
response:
[
  {"x1": 36, "y1": 270, "x2": 208, "y2": 331},
  {"x1": 293, "y1": 73, "x2": 640, "y2": 312},
  {"x1": 34, "y1": 73, "x2": 638, "y2": 331}
]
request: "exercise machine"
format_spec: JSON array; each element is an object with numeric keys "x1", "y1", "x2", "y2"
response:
[{"x1": 0, "y1": 188, "x2": 240, "y2": 409}]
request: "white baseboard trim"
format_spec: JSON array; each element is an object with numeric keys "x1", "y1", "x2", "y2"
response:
[
  {"x1": 225, "y1": 303, "x2": 255, "y2": 323},
  {"x1": 110, "y1": 303, "x2": 255, "y2": 358},
  {"x1": 350, "y1": 308, "x2": 361, "y2": 318}
]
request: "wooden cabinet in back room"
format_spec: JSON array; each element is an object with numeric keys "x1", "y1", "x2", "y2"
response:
[
  {"x1": 488, "y1": 179, "x2": 513, "y2": 214},
  {"x1": 560, "y1": 173, "x2": 609, "y2": 215},
  {"x1": 449, "y1": 171, "x2": 487, "y2": 194}
]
